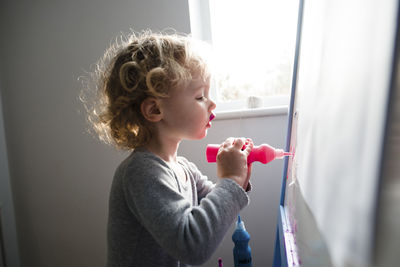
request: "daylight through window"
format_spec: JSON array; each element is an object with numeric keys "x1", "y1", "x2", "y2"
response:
[{"x1": 190, "y1": 0, "x2": 299, "y2": 111}]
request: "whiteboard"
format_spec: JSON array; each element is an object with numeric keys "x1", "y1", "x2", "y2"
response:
[{"x1": 276, "y1": 0, "x2": 399, "y2": 266}]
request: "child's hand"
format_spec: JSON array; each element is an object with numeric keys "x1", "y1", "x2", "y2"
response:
[{"x1": 216, "y1": 137, "x2": 253, "y2": 189}]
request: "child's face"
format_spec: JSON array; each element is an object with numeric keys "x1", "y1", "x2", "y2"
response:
[{"x1": 159, "y1": 75, "x2": 216, "y2": 141}]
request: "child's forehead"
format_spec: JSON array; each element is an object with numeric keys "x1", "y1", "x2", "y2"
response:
[
  {"x1": 173, "y1": 74, "x2": 209, "y2": 95},
  {"x1": 191, "y1": 65, "x2": 211, "y2": 81},
  {"x1": 184, "y1": 75, "x2": 210, "y2": 92},
  {"x1": 191, "y1": 77, "x2": 209, "y2": 87},
  {"x1": 189, "y1": 66, "x2": 210, "y2": 83}
]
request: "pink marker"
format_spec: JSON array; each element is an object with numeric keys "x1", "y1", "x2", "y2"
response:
[
  {"x1": 206, "y1": 143, "x2": 293, "y2": 164},
  {"x1": 218, "y1": 258, "x2": 223, "y2": 267}
]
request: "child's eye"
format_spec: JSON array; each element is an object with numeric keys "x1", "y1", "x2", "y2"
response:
[{"x1": 196, "y1": 96, "x2": 206, "y2": 101}]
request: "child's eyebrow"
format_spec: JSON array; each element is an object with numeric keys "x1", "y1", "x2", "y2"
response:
[{"x1": 196, "y1": 84, "x2": 207, "y2": 89}]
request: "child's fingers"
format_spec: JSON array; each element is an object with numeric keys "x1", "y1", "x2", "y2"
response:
[
  {"x1": 246, "y1": 138, "x2": 253, "y2": 145},
  {"x1": 222, "y1": 137, "x2": 235, "y2": 148},
  {"x1": 243, "y1": 139, "x2": 253, "y2": 156},
  {"x1": 233, "y1": 138, "x2": 246, "y2": 149}
]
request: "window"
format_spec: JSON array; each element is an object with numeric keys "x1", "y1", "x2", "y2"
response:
[{"x1": 188, "y1": 0, "x2": 299, "y2": 113}]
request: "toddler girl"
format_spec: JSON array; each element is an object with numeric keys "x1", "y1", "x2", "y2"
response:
[{"x1": 83, "y1": 30, "x2": 253, "y2": 267}]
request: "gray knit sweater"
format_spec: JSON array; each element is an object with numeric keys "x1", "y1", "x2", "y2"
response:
[{"x1": 107, "y1": 148, "x2": 250, "y2": 267}]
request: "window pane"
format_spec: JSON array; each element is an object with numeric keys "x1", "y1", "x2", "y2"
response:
[{"x1": 209, "y1": 0, "x2": 299, "y2": 103}]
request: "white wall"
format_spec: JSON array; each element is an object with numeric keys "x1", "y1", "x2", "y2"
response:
[{"x1": 0, "y1": 0, "x2": 287, "y2": 266}]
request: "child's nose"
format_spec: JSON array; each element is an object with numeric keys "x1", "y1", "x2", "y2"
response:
[{"x1": 209, "y1": 99, "x2": 216, "y2": 111}]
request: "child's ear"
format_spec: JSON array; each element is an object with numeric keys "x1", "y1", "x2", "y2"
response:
[{"x1": 140, "y1": 97, "x2": 162, "y2": 122}]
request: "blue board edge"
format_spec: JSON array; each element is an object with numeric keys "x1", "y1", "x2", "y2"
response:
[{"x1": 274, "y1": 0, "x2": 304, "y2": 265}]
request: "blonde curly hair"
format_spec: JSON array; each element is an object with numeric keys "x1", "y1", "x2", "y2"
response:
[{"x1": 81, "y1": 30, "x2": 210, "y2": 150}]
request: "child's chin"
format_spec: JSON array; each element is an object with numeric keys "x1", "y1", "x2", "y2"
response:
[
  {"x1": 200, "y1": 129, "x2": 209, "y2": 139},
  {"x1": 192, "y1": 130, "x2": 208, "y2": 140}
]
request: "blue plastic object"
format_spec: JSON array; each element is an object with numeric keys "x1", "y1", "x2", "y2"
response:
[{"x1": 232, "y1": 215, "x2": 252, "y2": 267}]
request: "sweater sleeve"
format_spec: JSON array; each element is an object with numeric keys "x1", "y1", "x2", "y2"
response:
[{"x1": 122, "y1": 153, "x2": 249, "y2": 265}]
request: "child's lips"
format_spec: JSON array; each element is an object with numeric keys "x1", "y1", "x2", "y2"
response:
[
  {"x1": 206, "y1": 113, "x2": 215, "y2": 128},
  {"x1": 209, "y1": 113, "x2": 215, "y2": 121}
]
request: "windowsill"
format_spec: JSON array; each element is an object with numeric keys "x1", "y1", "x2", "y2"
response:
[{"x1": 214, "y1": 105, "x2": 289, "y2": 120}]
